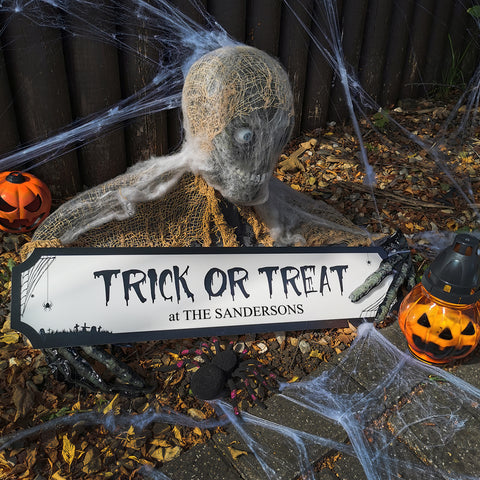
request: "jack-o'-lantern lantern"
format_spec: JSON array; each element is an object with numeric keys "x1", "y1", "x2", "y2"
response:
[
  {"x1": 0, "y1": 171, "x2": 52, "y2": 233},
  {"x1": 399, "y1": 233, "x2": 480, "y2": 364}
]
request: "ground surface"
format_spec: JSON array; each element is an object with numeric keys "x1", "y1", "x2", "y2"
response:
[{"x1": 0, "y1": 93, "x2": 479, "y2": 479}]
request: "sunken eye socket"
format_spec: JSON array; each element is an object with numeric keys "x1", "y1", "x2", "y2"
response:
[{"x1": 234, "y1": 127, "x2": 253, "y2": 145}]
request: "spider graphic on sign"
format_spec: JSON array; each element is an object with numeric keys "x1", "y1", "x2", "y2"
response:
[{"x1": 42, "y1": 301, "x2": 53, "y2": 311}]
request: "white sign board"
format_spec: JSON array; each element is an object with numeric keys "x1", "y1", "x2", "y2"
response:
[{"x1": 11, "y1": 247, "x2": 391, "y2": 348}]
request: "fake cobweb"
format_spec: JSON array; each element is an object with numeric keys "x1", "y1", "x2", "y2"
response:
[
  {"x1": 2, "y1": 323, "x2": 480, "y2": 479},
  {"x1": 209, "y1": 324, "x2": 480, "y2": 480}
]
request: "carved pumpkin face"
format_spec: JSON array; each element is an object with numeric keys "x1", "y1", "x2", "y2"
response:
[
  {"x1": 399, "y1": 284, "x2": 480, "y2": 364},
  {"x1": 0, "y1": 171, "x2": 52, "y2": 233}
]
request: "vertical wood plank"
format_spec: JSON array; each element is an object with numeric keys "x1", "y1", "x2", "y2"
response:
[
  {"x1": 118, "y1": 0, "x2": 169, "y2": 165},
  {"x1": 0, "y1": 45, "x2": 20, "y2": 156},
  {"x1": 207, "y1": 0, "x2": 246, "y2": 43},
  {"x1": 167, "y1": 0, "x2": 208, "y2": 152},
  {"x1": 358, "y1": 0, "x2": 394, "y2": 103},
  {"x1": 1, "y1": 9, "x2": 81, "y2": 198},
  {"x1": 301, "y1": 0, "x2": 343, "y2": 131},
  {"x1": 423, "y1": 0, "x2": 454, "y2": 90},
  {"x1": 380, "y1": 0, "x2": 415, "y2": 107},
  {"x1": 246, "y1": 0, "x2": 282, "y2": 56},
  {"x1": 279, "y1": 0, "x2": 314, "y2": 137},
  {"x1": 457, "y1": 0, "x2": 480, "y2": 85},
  {"x1": 327, "y1": 0, "x2": 368, "y2": 123},
  {"x1": 399, "y1": 0, "x2": 436, "y2": 99},
  {"x1": 63, "y1": 0, "x2": 127, "y2": 187},
  {"x1": 441, "y1": 0, "x2": 471, "y2": 85}
]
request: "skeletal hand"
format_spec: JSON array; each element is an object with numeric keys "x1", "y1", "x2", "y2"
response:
[
  {"x1": 349, "y1": 230, "x2": 416, "y2": 324},
  {"x1": 43, "y1": 345, "x2": 150, "y2": 394}
]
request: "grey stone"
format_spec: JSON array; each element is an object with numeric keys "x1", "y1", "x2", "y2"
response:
[{"x1": 160, "y1": 442, "x2": 241, "y2": 480}]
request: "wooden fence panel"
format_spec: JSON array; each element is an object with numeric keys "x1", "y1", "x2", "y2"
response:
[
  {"x1": 1, "y1": 8, "x2": 81, "y2": 197},
  {"x1": 246, "y1": 0, "x2": 282, "y2": 56},
  {"x1": 167, "y1": 0, "x2": 208, "y2": 152},
  {"x1": 400, "y1": 0, "x2": 436, "y2": 99},
  {"x1": 278, "y1": 0, "x2": 314, "y2": 136},
  {"x1": 381, "y1": 0, "x2": 416, "y2": 107},
  {"x1": 118, "y1": 0, "x2": 169, "y2": 165},
  {"x1": 443, "y1": 0, "x2": 473, "y2": 86},
  {"x1": 301, "y1": 0, "x2": 343, "y2": 131},
  {"x1": 63, "y1": 0, "x2": 127, "y2": 187},
  {"x1": 0, "y1": 46, "x2": 19, "y2": 156},
  {"x1": 358, "y1": 0, "x2": 394, "y2": 103},
  {"x1": 423, "y1": 0, "x2": 454, "y2": 90},
  {"x1": 327, "y1": 0, "x2": 369, "y2": 122},
  {"x1": 458, "y1": 0, "x2": 480, "y2": 84},
  {"x1": 207, "y1": 0, "x2": 246, "y2": 43},
  {"x1": 0, "y1": 0, "x2": 479, "y2": 194}
]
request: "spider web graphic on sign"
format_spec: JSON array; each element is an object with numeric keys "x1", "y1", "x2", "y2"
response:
[{"x1": 20, "y1": 255, "x2": 56, "y2": 316}]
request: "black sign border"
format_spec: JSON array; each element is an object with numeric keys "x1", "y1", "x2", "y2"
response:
[{"x1": 12, "y1": 246, "x2": 386, "y2": 348}]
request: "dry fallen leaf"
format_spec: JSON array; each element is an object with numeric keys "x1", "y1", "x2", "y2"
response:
[
  {"x1": 12, "y1": 384, "x2": 36, "y2": 421},
  {"x1": 150, "y1": 447, "x2": 165, "y2": 461},
  {"x1": 25, "y1": 448, "x2": 37, "y2": 469},
  {"x1": 150, "y1": 438, "x2": 171, "y2": 448},
  {"x1": 187, "y1": 408, "x2": 206, "y2": 420},
  {"x1": 0, "y1": 330, "x2": 20, "y2": 344},
  {"x1": 0, "y1": 451, "x2": 14, "y2": 475},
  {"x1": 164, "y1": 446, "x2": 182, "y2": 462},
  {"x1": 103, "y1": 393, "x2": 120, "y2": 414},
  {"x1": 151, "y1": 446, "x2": 181, "y2": 462},
  {"x1": 61, "y1": 434, "x2": 75, "y2": 467},
  {"x1": 52, "y1": 470, "x2": 68, "y2": 480},
  {"x1": 82, "y1": 447, "x2": 102, "y2": 474},
  {"x1": 172, "y1": 425, "x2": 183, "y2": 442},
  {"x1": 228, "y1": 445, "x2": 248, "y2": 460}
]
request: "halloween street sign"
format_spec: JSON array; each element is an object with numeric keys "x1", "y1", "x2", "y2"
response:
[{"x1": 11, "y1": 247, "x2": 392, "y2": 348}]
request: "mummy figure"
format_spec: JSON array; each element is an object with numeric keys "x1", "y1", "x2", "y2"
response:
[{"x1": 23, "y1": 46, "x2": 413, "y2": 393}]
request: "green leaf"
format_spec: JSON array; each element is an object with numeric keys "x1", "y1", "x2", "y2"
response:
[
  {"x1": 372, "y1": 109, "x2": 389, "y2": 129},
  {"x1": 468, "y1": 6, "x2": 480, "y2": 18}
]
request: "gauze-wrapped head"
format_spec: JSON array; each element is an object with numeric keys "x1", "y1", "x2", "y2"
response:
[
  {"x1": 182, "y1": 45, "x2": 294, "y2": 205},
  {"x1": 26, "y1": 43, "x2": 365, "y2": 253}
]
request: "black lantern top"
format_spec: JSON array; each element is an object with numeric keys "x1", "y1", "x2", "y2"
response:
[{"x1": 422, "y1": 233, "x2": 480, "y2": 304}]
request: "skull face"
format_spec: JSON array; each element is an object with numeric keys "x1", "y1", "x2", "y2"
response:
[
  {"x1": 205, "y1": 106, "x2": 292, "y2": 204},
  {"x1": 182, "y1": 45, "x2": 294, "y2": 205}
]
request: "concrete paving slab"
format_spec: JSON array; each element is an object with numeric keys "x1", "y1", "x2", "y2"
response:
[
  {"x1": 315, "y1": 469, "x2": 339, "y2": 479},
  {"x1": 380, "y1": 321, "x2": 409, "y2": 351},
  {"x1": 388, "y1": 381, "x2": 480, "y2": 479},
  {"x1": 330, "y1": 454, "x2": 368, "y2": 480},
  {"x1": 160, "y1": 441, "x2": 242, "y2": 480},
  {"x1": 211, "y1": 393, "x2": 351, "y2": 480},
  {"x1": 159, "y1": 322, "x2": 480, "y2": 479}
]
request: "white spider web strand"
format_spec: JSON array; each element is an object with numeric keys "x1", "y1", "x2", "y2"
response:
[
  {"x1": 285, "y1": 0, "x2": 480, "y2": 222},
  {"x1": 0, "y1": 0, "x2": 237, "y2": 172}
]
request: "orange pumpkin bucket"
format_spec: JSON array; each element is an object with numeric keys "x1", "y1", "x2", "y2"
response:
[
  {"x1": 399, "y1": 234, "x2": 480, "y2": 364},
  {"x1": 0, "y1": 171, "x2": 52, "y2": 233}
]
